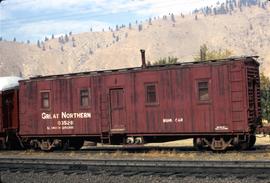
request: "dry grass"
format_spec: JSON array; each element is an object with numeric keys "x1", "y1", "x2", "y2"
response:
[
  {"x1": 146, "y1": 138, "x2": 193, "y2": 147},
  {"x1": 256, "y1": 134, "x2": 270, "y2": 145},
  {"x1": 148, "y1": 135, "x2": 270, "y2": 147}
]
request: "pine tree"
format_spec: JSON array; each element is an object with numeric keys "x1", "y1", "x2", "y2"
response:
[
  {"x1": 148, "y1": 18, "x2": 152, "y2": 25},
  {"x1": 213, "y1": 8, "x2": 217, "y2": 15},
  {"x1": 171, "y1": 13, "x2": 175, "y2": 22},
  {"x1": 233, "y1": 0, "x2": 236, "y2": 7},
  {"x1": 261, "y1": 2, "x2": 266, "y2": 9},
  {"x1": 152, "y1": 57, "x2": 178, "y2": 65},
  {"x1": 220, "y1": 3, "x2": 227, "y2": 14},
  {"x1": 200, "y1": 44, "x2": 207, "y2": 61},
  {"x1": 194, "y1": 44, "x2": 233, "y2": 61},
  {"x1": 138, "y1": 24, "x2": 143, "y2": 31},
  {"x1": 37, "y1": 40, "x2": 41, "y2": 48},
  {"x1": 64, "y1": 34, "x2": 69, "y2": 42},
  {"x1": 260, "y1": 73, "x2": 270, "y2": 122},
  {"x1": 19, "y1": 70, "x2": 23, "y2": 77},
  {"x1": 58, "y1": 36, "x2": 64, "y2": 44},
  {"x1": 89, "y1": 48, "x2": 93, "y2": 55}
]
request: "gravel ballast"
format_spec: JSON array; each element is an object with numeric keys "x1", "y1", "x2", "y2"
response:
[{"x1": 0, "y1": 171, "x2": 269, "y2": 183}]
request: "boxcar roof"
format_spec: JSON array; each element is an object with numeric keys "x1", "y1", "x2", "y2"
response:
[
  {"x1": 0, "y1": 76, "x2": 22, "y2": 91},
  {"x1": 20, "y1": 56, "x2": 259, "y2": 82}
]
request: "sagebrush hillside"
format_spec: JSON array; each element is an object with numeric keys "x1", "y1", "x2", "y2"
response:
[{"x1": 0, "y1": 4, "x2": 269, "y2": 78}]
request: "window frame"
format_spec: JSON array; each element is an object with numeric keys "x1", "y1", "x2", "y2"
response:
[
  {"x1": 144, "y1": 82, "x2": 159, "y2": 106},
  {"x1": 197, "y1": 80, "x2": 211, "y2": 103},
  {"x1": 40, "y1": 90, "x2": 51, "y2": 110},
  {"x1": 79, "y1": 88, "x2": 91, "y2": 108}
]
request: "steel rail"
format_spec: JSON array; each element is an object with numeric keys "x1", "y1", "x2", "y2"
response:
[
  {"x1": 1, "y1": 144, "x2": 270, "y2": 155},
  {"x1": 0, "y1": 158, "x2": 270, "y2": 176}
]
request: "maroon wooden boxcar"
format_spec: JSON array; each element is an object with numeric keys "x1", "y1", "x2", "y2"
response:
[
  {"x1": 0, "y1": 77, "x2": 21, "y2": 149},
  {"x1": 0, "y1": 91, "x2": 4, "y2": 149},
  {"x1": 18, "y1": 54, "x2": 261, "y2": 151}
]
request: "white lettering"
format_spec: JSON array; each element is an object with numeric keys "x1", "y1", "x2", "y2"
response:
[
  {"x1": 42, "y1": 113, "x2": 52, "y2": 119},
  {"x1": 175, "y1": 118, "x2": 183, "y2": 122},
  {"x1": 215, "y1": 125, "x2": 229, "y2": 131},
  {"x1": 61, "y1": 112, "x2": 91, "y2": 119},
  {"x1": 53, "y1": 114, "x2": 59, "y2": 119},
  {"x1": 163, "y1": 118, "x2": 173, "y2": 123},
  {"x1": 42, "y1": 112, "x2": 91, "y2": 120},
  {"x1": 62, "y1": 126, "x2": 74, "y2": 130},
  {"x1": 163, "y1": 117, "x2": 184, "y2": 123}
]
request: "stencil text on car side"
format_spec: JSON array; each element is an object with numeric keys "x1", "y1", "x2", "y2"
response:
[{"x1": 163, "y1": 118, "x2": 183, "y2": 123}]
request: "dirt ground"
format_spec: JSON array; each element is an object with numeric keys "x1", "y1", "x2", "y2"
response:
[{"x1": 146, "y1": 134, "x2": 270, "y2": 147}]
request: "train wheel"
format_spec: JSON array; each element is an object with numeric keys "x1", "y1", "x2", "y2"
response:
[
  {"x1": 69, "y1": 139, "x2": 84, "y2": 150},
  {"x1": 40, "y1": 139, "x2": 54, "y2": 151},
  {"x1": 210, "y1": 137, "x2": 222, "y2": 151},
  {"x1": 0, "y1": 138, "x2": 6, "y2": 150},
  {"x1": 30, "y1": 139, "x2": 40, "y2": 150},
  {"x1": 248, "y1": 135, "x2": 256, "y2": 149},
  {"x1": 61, "y1": 140, "x2": 70, "y2": 150},
  {"x1": 239, "y1": 142, "x2": 249, "y2": 150},
  {"x1": 193, "y1": 138, "x2": 204, "y2": 151},
  {"x1": 235, "y1": 135, "x2": 251, "y2": 150}
]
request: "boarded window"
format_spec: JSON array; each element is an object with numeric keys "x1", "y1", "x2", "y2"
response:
[
  {"x1": 80, "y1": 89, "x2": 90, "y2": 107},
  {"x1": 41, "y1": 91, "x2": 50, "y2": 108},
  {"x1": 198, "y1": 81, "x2": 209, "y2": 101},
  {"x1": 145, "y1": 84, "x2": 157, "y2": 104}
]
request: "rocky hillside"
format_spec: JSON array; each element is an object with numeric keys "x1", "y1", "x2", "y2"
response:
[{"x1": 0, "y1": 4, "x2": 269, "y2": 78}]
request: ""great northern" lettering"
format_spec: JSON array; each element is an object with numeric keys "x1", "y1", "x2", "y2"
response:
[{"x1": 41, "y1": 112, "x2": 91, "y2": 120}]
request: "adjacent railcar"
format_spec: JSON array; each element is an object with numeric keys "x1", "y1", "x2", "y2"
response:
[
  {"x1": 0, "y1": 91, "x2": 3, "y2": 148},
  {"x1": 18, "y1": 52, "x2": 261, "y2": 151},
  {"x1": 0, "y1": 77, "x2": 21, "y2": 149}
]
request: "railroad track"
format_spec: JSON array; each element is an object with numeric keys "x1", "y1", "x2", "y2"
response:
[
  {"x1": 0, "y1": 158, "x2": 270, "y2": 180},
  {"x1": 81, "y1": 144, "x2": 270, "y2": 153},
  {"x1": 1, "y1": 144, "x2": 270, "y2": 155}
]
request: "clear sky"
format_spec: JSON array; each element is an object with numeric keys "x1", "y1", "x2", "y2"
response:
[{"x1": 0, "y1": 0, "x2": 226, "y2": 43}]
